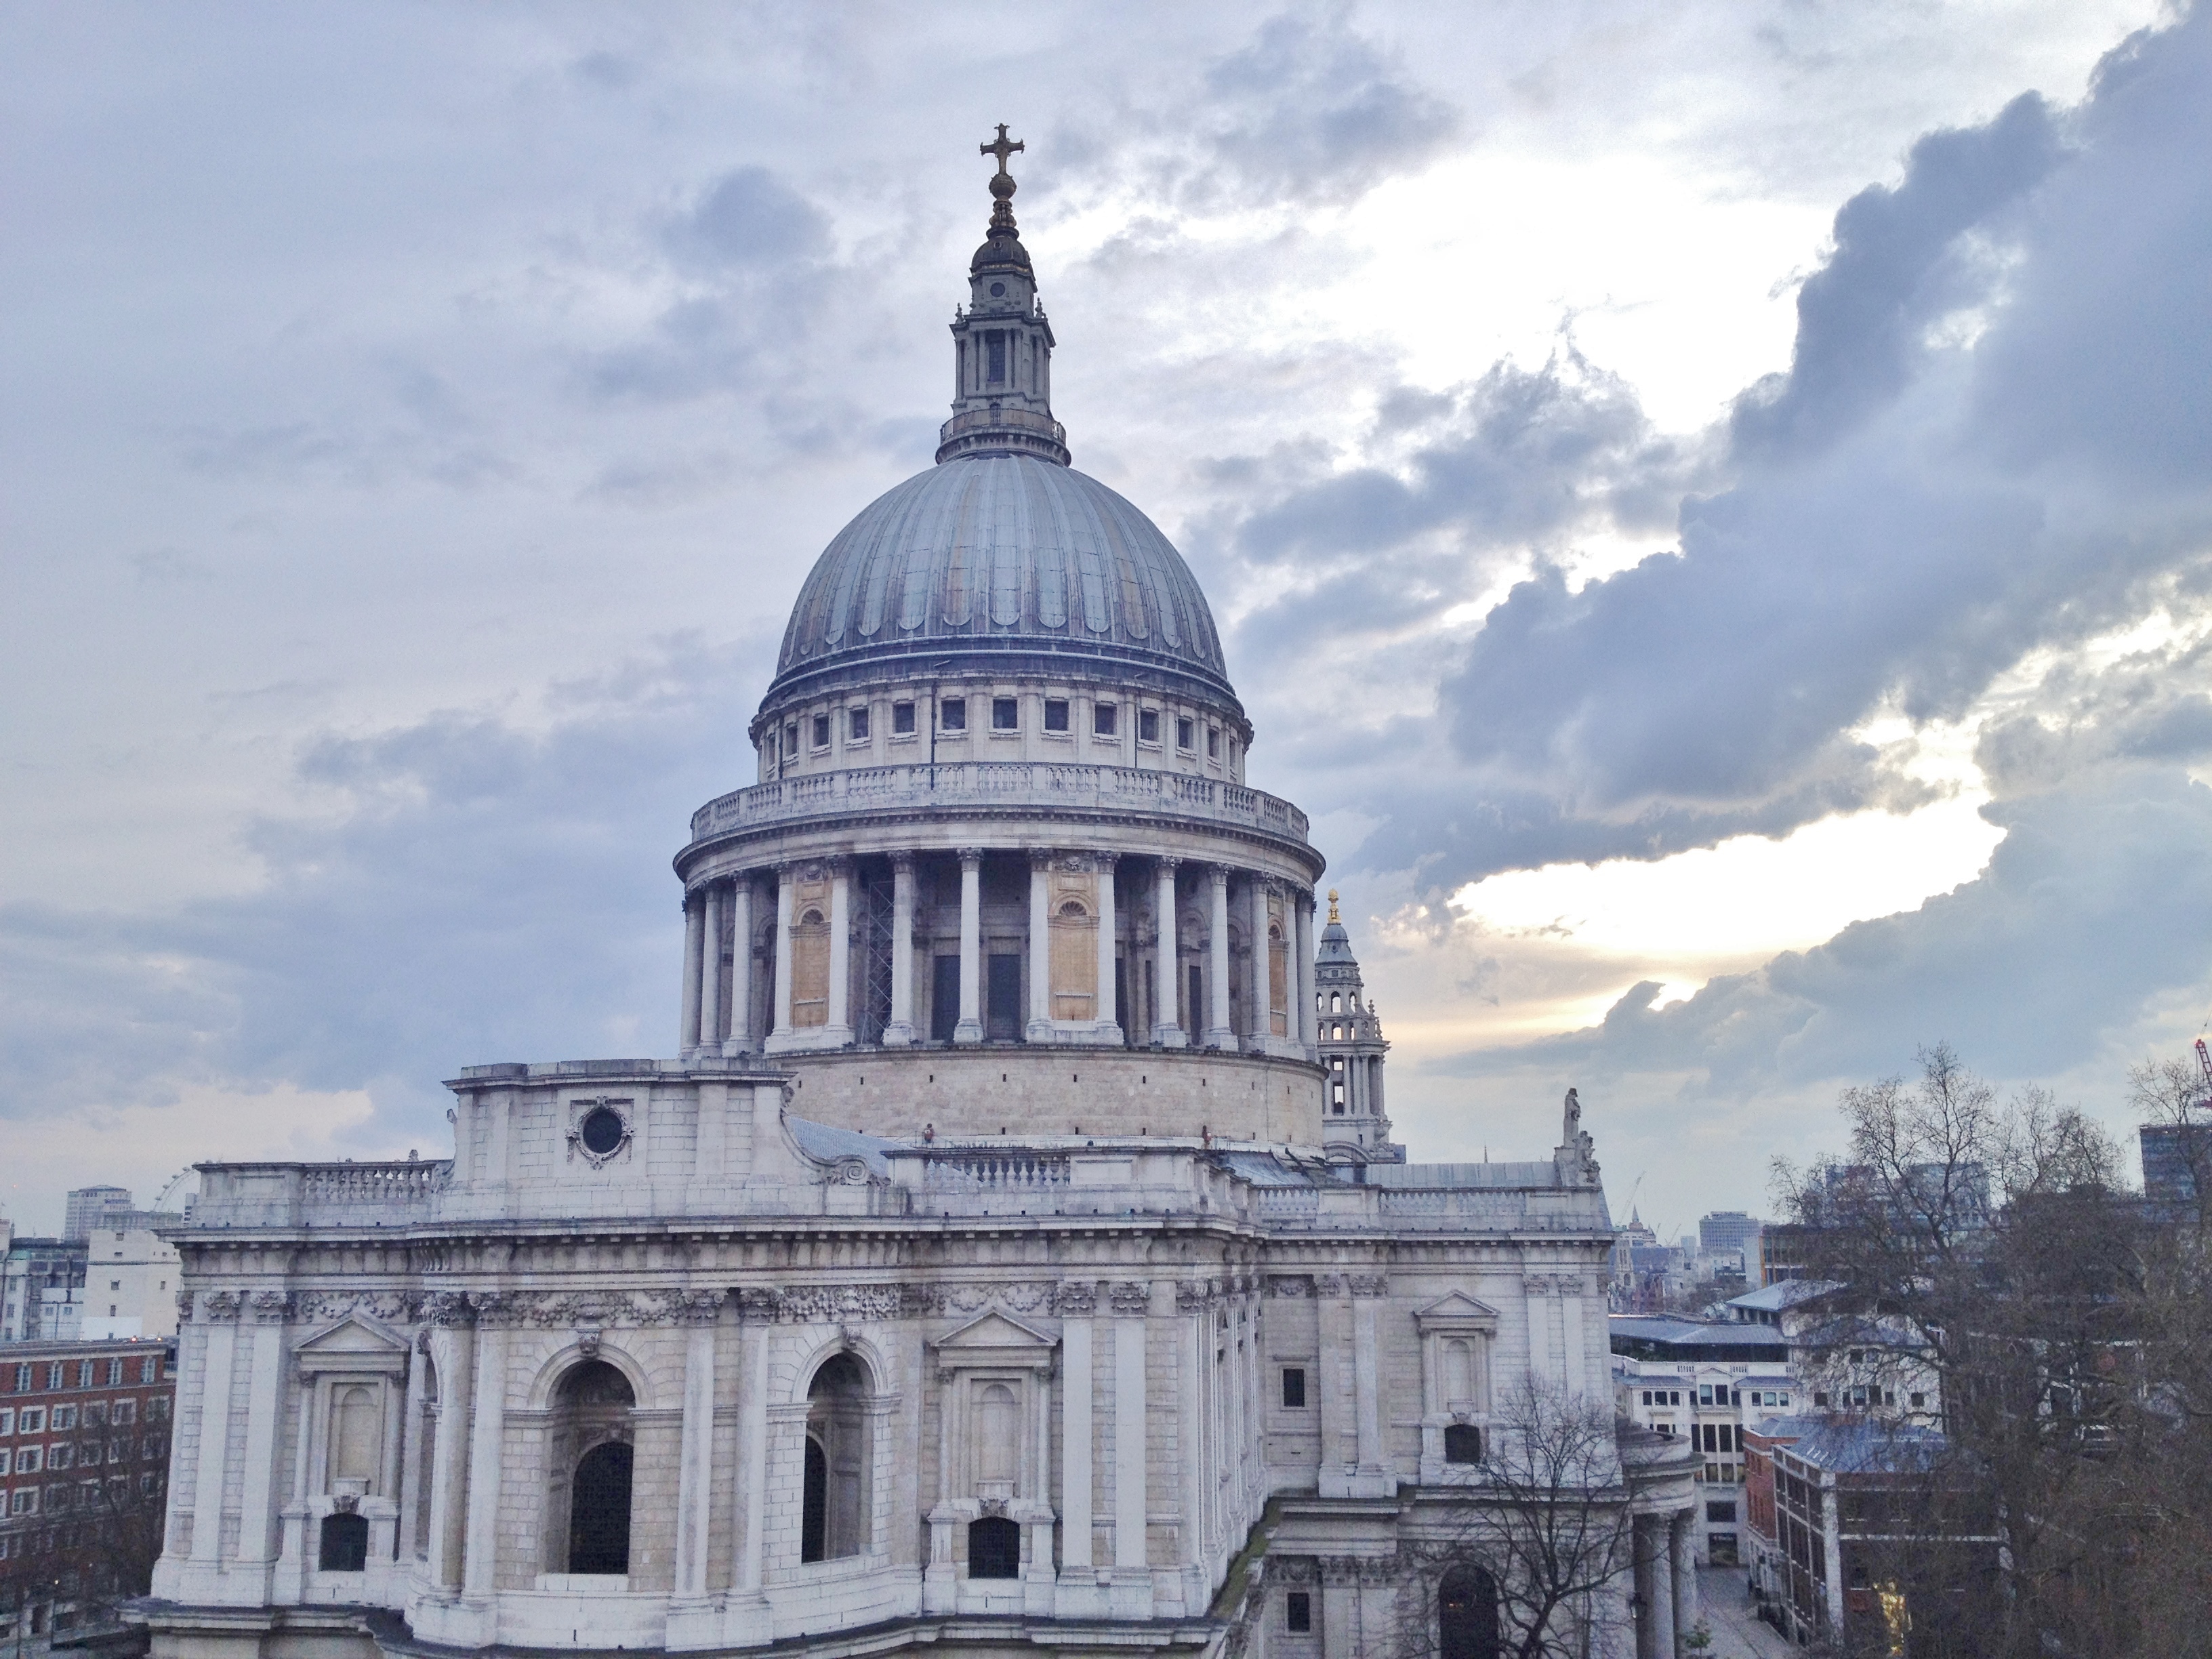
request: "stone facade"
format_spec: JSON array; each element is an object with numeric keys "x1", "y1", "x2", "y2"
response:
[{"x1": 134, "y1": 141, "x2": 1698, "y2": 1659}]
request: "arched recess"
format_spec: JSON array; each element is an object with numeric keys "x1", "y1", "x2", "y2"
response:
[
  {"x1": 1439, "y1": 1564, "x2": 1500, "y2": 1659},
  {"x1": 544, "y1": 1359, "x2": 636, "y2": 1576},
  {"x1": 799, "y1": 1351, "x2": 871, "y2": 1563},
  {"x1": 1443, "y1": 1423, "x2": 1483, "y2": 1465},
  {"x1": 318, "y1": 1511, "x2": 369, "y2": 1572},
  {"x1": 967, "y1": 1515, "x2": 1020, "y2": 1579}
]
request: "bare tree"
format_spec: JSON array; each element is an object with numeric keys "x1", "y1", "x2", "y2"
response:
[{"x1": 1388, "y1": 1378, "x2": 1633, "y2": 1659}]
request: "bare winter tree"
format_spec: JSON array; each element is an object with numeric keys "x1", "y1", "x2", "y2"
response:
[
  {"x1": 1772, "y1": 1043, "x2": 2212, "y2": 1658},
  {"x1": 1387, "y1": 1378, "x2": 1633, "y2": 1659}
]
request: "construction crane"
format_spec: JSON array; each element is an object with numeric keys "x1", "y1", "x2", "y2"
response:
[{"x1": 2195, "y1": 1037, "x2": 2211, "y2": 1101}]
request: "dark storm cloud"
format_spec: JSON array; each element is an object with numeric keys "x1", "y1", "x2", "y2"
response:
[{"x1": 0, "y1": 640, "x2": 760, "y2": 1132}]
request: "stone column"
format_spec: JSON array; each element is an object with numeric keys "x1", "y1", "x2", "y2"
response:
[
  {"x1": 725, "y1": 877, "x2": 754, "y2": 1053},
  {"x1": 700, "y1": 881, "x2": 724, "y2": 1051},
  {"x1": 1647, "y1": 1513, "x2": 1676, "y2": 1657},
  {"x1": 1059, "y1": 1297, "x2": 1094, "y2": 1578},
  {"x1": 462, "y1": 1325, "x2": 507, "y2": 1601},
  {"x1": 771, "y1": 866, "x2": 796, "y2": 1041},
  {"x1": 1563, "y1": 1276, "x2": 1589, "y2": 1401},
  {"x1": 825, "y1": 859, "x2": 854, "y2": 1042},
  {"x1": 425, "y1": 1313, "x2": 474, "y2": 1591},
  {"x1": 1153, "y1": 860, "x2": 1184, "y2": 1047},
  {"x1": 1525, "y1": 1275, "x2": 1554, "y2": 1383},
  {"x1": 1315, "y1": 1280, "x2": 1354, "y2": 1498},
  {"x1": 188, "y1": 1302, "x2": 239, "y2": 1564},
  {"x1": 1671, "y1": 1511, "x2": 1697, "y2": 1656},
  {"x1": 673, "y1": 1312, "x2": 718, "y2": 1598},
  {"x1": 956, "y1": 849, "x2": 984, "y2": 1044},
  {"x1": 236, "y1": 1296, "x2": 290, "y2": 1572},
  {"x1": 733, "y1": 1321, "x2": 771, "y2": 1599},
  {"x1": 396, "y1": 1342, "x2": 431, "y2": 1565},
  {"x1": 680, "y1": 893, "x2": 705, "y2": 1054},
  {"x1": 1294, "y1": 891, "x2": 1317, "y2": 1056},
  {"x1": 1112, "y1": 1285, "x2": 1147, "y2": 1579},
  {"x1": 1206, "y1": 866, "x2": 1235, "y2": 1050},
  {"x1": 1351, "y1": 1288, "x2": 1383, "y2": 1488},
  {"x1": 1633, "y1": 1515, "x2": 1658, "y2": 1659},
  {"x1": 1027, "y1": 852, "x2": 1053, "y2": 1042},
  {"x1": 885, "y1": 855, "x2": 917, "y2": 1046},
  {"x1": 1245, "y1": 878, "x2": 1271, "y2": 1050},
  {"x1": 1094, "y1": 854, "x2": 1122, "y2": 1042}
]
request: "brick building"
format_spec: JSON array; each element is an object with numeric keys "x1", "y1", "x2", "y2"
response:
[{"x1": 0, "y1": 1338, "x2": 175, "y2": 1656}]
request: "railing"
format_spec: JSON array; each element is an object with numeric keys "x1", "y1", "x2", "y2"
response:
[
  {"x1": 689, "y1": 762, "x2": 1311, "y2": 846},
  {"x1": 300, "y1": 1162, "x2": 450, "y2": 1208},
  {"x1": 188, "y1": 1160, "x2": 454, "y2": 1229},
  {"x1": 922, "y1": 1153, "x2": 1071, "y2": 1191}
]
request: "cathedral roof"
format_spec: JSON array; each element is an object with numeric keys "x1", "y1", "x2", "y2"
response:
[{"x1": 769, "y1": 453, "x2": 1232, "y2": 697}]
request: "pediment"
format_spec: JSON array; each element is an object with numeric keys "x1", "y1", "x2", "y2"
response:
[
  {"x1": 1415, "y1": 1291, "x2": 1502, "y2": 1331},
  {"x1": 930, "y1": 1310, "x2": 1057, "y2": 1363},
  {"x1": 294, "y1": 1313, "x2": 411, "y2": 1375}
]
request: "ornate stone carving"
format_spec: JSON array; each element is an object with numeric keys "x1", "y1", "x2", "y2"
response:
[
  {"x1": 424, "y1": 1290, "x2": 476, "y2": 1328},
  {"x1": 565, "y1": 1094, "x2": 635, "y2": 1170},
  {"x1": 665, "y1": 1291, "x2": 726, "y2": 1327},
  {"x1": 1050, "y1": 1282, "x2": 1097, "y2": 1316},
  {"x1": 773, "y1": 1284, "x2": 908, "y2": 1325},
  {"x1": 1263, "y1": 1276, "x2": 1315, "y2": 1299},
  {"x1": 1108, "y1": 1281, "x2": 1151, "y2": 1315},
  {"x1": 1313, "y1": 1275, "x2": 1346, "y2": 1299},
  {"x1": 201, "y1": 1291, "x2": 243, "y2": 1324},
  {"x1": 1349, "y1": 1274, "x2": 1390, "y2": 1299},
  {"x1": 247, "y1": 1290, "x2": 294, "y2": 1324},
  {"x1": 296, "y1": 1291, "x2": 420, "y2": 1326},
  {"x1": 1176, "y1": 1280, "x2": 1219, "y2": 1314}
]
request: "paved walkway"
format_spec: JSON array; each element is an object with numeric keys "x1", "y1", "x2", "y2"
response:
[{"x1": 1692, "y1": 1564, "x2": 1795, "y2": 1658}]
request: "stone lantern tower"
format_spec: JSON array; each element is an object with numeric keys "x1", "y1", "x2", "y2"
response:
[{"x1": 1315, "y1": 890, "x2": 1402, "y2": 1162}]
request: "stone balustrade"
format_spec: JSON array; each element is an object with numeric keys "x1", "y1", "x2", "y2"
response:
[
  {"x1": 193, "y1": 1160, "x2": 451, "y2": 1228},
  {"x1": 686, "y1": 761, "x2": 1311, "y2": 849}
]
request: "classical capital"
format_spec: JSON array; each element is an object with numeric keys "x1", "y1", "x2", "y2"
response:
[
  {"x1": 957, "y1": 848, "x2": 986, "y2": 869},
  {"x1": 201, "y1": 1290, "x2": 243, "y2": 1324},
  {"x1": 1049, "y1": 1281, "x2": 1097, "y2": 1316},
  {"x1": 1108, "y1": 1281, "x2": 1151, "y2": 1316}
]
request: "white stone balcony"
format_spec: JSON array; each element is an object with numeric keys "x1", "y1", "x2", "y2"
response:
[{"x1": 687, "y1": 760, "x2": 1310, "y2": 849}]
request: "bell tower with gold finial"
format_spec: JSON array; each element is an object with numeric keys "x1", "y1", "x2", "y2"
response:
[
  {"x1": 1315, "y1": 888, "x2": 1402, "y2": 1162},
  {"x1": 937, "y1": 123, "x2": 1070, "y2": 466}
]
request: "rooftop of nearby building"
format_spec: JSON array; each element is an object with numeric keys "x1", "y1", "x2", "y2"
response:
[
  {"x1": 1757, "y1": 1413, "x2": 1951, "y2": 1476},
  {"x1": 1609, "y1": 1314, "x2": 1790, "y2": 1361}
]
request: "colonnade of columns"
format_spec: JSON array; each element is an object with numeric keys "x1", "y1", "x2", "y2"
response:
[
  {"x1": 679, "y1": 850, "x2": 1320, "y2": 1059},
  {"x1": 1632, "y1": 1510, "x2": 1699, "y2": 1659}
]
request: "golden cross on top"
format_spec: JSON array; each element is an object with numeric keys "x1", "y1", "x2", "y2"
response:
[{"x1": 981, "y1": 123, "x2": 1024, "y2": 178}]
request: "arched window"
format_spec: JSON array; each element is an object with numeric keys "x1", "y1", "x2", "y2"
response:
[
  {"x1": 1443, "y1": 1424, "x2": 1483, "y2": 1465},
  {"x1": 548, "y1": 1359, "x2": 635, "y2": 1576},
  {"x1": 318, "y1": 1511, "x2": 369, "y2": 1572},
  {"x1": 968, "y1": 1515, "x2": 1021, "y2": 1579},
  {"x1": 802, "y1": 1353, "x2": 870, "y2": 1562},
  {"x1": 1439, "y1": 1564, "x2": 1500, "y2": 1659},
  {"x1": 331, "y1": 1384, "x2": 380, "y2": 1486},
  {"x1": 1330, "y1": 992, "x2": 1342, "y2": 1013}
]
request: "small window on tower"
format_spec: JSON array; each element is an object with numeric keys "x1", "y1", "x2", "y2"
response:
[
  {"x1": 784, "y1": 723, "x2": 798, "y2": 759},
  {"x1": 1208, "y1": 726, "x2": 1220, "y2": 758},
  {"x1": 848, "y1": 705, "x2": 869, "y2": 742},
  {"x1": 1281, "y1": 1368, "x2": 1307, "y2": 1409},
  {"x1": 940, "y1": 698, "x2": 967, "y2": 732},
  {"x1": 893, "y1": 701, "x2": 917, "y2": 735},
  {"x1": 1139, "y1": 709, "x2": 1160, "y2": 744},
  {"x1": 992, "y1": 697, "x2": 1019, "y2": 731},
  {"x1": 812, "y1": 714, "x2": 831, "y2": 750},
  {"x1": 1093, "y1": 701, "x2": 1118, "y2": 737},
  {"x1": 1044, "y1": 699, "x2": 1070, "y2": 732},
  {"x1": 1286, "y1": 1592, "x2": 1312, "y2": 1633},
  {"x1": 986, "y1": 331, "x2": 1006, "y2": 383},
  {"x1": 1176, "y1": 717, "x2": 1195, "y2": 751}
]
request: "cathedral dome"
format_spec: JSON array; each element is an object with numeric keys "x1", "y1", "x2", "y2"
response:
[{"x1": 769, "y1": 452, "x2": 1233, "y2": 699}]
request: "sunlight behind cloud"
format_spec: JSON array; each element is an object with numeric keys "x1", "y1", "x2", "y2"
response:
[{"x1": 1449, "y1": 792, "x2": 2005, "y2": 964}]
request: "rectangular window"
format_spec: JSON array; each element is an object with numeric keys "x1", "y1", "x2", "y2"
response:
[
  {"x1": 940, "y1": 697, "x2": 966, "y2": 732},
  {"x1": 16, "y1": 1448, "x2": 38, "y2": 1475},
  {"x1": 49, "y1": 1409, "x2": 73, "y2": 1432},
  {"x1": 1707, "y1": 1500, "x2": 1738, "y2": 1523},
  {"x1": 10, "y1": 1490, "x2": 31, "y2": 1515},
  {"x1": 1698, "y1": 1383, "x2": 1714, "y2": 1406},
  {"x1": 45, "y1": 1366, "x2": 62, "y2": 1391},
  {"x1": 1721, "y1": 1423, "x2": 1736, "y2": 1453},
  {"x1": 107, "y1": 1283, "x2": 119, "y2": 1293},
  {"x1": 1044, "y1": 699, "x2": 1069, "y2": 732},
  {"x1": 0, "y1": 1410, "x2": 12, "y2": 1435},
  {"x1": 991, "y1": 696, "x2": 1019, "y2": 731},
  {"x1": 1909, "y1": 1392, "x2": 1925, "y2": 1408},
  {"x1": 106, "y1": 1360, "x2": 123, "y2": 1386},
  {"x1": 848, "y1": 705, "x2": 869, "y2": 741},
  {"x1": 893, "y1": 701, "x2": 916, "y2": 735},
  {"x1": 1176, "y1": 716, "x2": 1195, "y2": 751},
  {"x1": 784, "y1": 722, "x2": 798, "y2": 758},
  {"x1": 0, "y1": 1452, "x2": 10, "y2": 1476},
  {"x1": 83, "y1": 1404, "x2": 104, "y2": 1428},
  {"x1": 1139, "y1": 708, "x2": 1160, "y2": 743},
  {"x1": 1281, "y1": 1368, "x2": 1307, "y2": 1409},
  {"x1": 986, "y1": 330, "x2": 1006, "y2": 384},
  {"x1": 18, "y1": 1411, "x2": 41, "y2": 1435},
  {"x1": 47, "y1": 1446, "x2": 70, "y2": 1471},
  {"x1": 1093, "y1": 701, "x2": 1117, "y2": 737},
  {"x1": 148, "y1": 1397, "x2": 168, "y2": 1421},
  {"x1": 1286, "y1": 1592, "x2": 1312, "y2": 1634},
  {"x1": 110, "y1": 1402, "x2": 132, "y2": 1426},
  {"x1": 10, "y1": 1367, "x2": 24, "y2": 1393},
  {"x1": 811, "y1": 714, "x2": 830, "y2": 750},
  {"x1": 1641, "y1": 1391, "x2": 1652, "y2": 1406},
  {"x1": 1207, "y1": 726, "x2": 1220, "y2": 758}
]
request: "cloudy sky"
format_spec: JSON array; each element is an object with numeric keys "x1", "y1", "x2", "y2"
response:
[{"x1": 5, "y1": 1, "x2": 2209, "y2": 1237}]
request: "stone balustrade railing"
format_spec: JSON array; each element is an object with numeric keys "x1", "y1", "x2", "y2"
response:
[
  {"x1": 687, "y1": 762, "x2": 1310, "y2": 848},
  {"x1": 191, "y1": 1160, "x2": 453, "y2": 1229}
]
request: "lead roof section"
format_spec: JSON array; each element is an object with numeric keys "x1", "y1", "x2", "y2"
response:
[{"x1": 769, "y1": 454, "x2": 1232, "y2": 702}]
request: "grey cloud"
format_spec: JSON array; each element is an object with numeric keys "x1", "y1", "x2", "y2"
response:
[
  {"x1": 664, "y1": 165, "x2": 831, "y2": 272},
  {"x1": 0, "y1": 640, "x2": 761, "y2": 1138},
  {"x1": 1730, "y1": 91, "x2": 2062, "y2": 460}
]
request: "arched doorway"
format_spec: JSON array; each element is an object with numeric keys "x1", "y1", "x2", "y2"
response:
[
  {"x1": 800, "y1": 1353, "x2": 869, "y2": 1563},
  {"x1": 1439, "y1": 1563, "x2": 1500, "y2": 1659},
  {"x1": 318, "y1": 1511, "x2": 369, "y2": 1572},
  {"x1": 546, "y1": 1359, "x2": 636, "y2": 1576},
  {"x1": 968, "y1": 1515, "x2": 1021, "y2": 1579}
]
